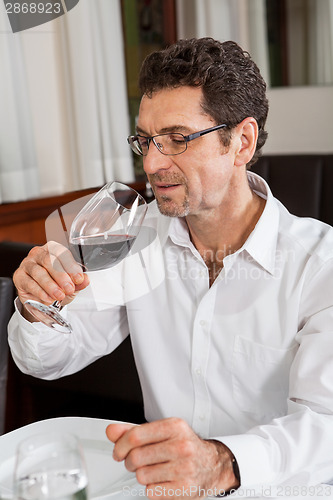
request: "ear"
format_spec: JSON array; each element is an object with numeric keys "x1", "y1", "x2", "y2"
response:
[{"x1": 234, "y1": 117, "x2": 258, "y2": 167}]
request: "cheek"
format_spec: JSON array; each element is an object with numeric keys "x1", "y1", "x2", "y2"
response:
[{"x1": 196, "y1": 161, "x2": 234, "y2": 205}]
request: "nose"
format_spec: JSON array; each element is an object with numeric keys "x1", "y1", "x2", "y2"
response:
[{"x1": 143, "y1": 141, "x2": 174, "y2": 176}]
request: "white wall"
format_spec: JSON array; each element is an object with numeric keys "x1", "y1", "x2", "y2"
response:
[{"x1": 264, "y1": 85, "x2": 333, "y2": 155}]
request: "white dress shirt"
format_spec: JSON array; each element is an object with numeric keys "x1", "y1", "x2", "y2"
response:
[{"x1": 8, "y1": 172, "x2": 333, "y2": 491}]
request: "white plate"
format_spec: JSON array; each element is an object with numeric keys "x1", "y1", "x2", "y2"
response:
[{"x1": 0, "y1": 416, "x2": 142, "y2": 500}]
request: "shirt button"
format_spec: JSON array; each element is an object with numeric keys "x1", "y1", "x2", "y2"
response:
[
  {"x1": 200, "y1": 320, "x2": 206, "y2": 327},
  {"x1": 196, "y1": 368, "x2": 202, "y2": 376},
  {"x1": 199, "y1": 414, "x2": 205, "y2": 421}
]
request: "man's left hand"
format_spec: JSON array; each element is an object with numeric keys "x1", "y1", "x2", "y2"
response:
[{"x1": 106, "y1": 417, "x2": 239, "y2": 499}]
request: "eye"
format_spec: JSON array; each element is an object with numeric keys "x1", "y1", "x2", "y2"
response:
[
  {"x1": 169, "y1": 133, "x2": 185, "y2": 144},
  {"x1": 138, "y1": 136, "x2": 149, "y2": 147}
]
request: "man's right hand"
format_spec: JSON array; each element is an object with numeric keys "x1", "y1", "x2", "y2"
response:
[{"x1": 13, "y1": 241, "x2": 90, "y2": 322}]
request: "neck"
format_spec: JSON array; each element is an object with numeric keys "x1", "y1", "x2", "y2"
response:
[{"x1": 185, "y1": 179, "x2": 266, "y2": 285}]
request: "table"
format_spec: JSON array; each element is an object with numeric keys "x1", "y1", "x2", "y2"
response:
[{"x1": 0, "y1": 417, "x2": 332, "y2": 500}]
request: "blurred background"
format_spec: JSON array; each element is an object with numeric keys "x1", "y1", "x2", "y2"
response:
[{"x1": 0, "y1": 0, "x2": 332, "y2": 205}]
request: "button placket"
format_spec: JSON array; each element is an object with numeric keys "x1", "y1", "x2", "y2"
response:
[{"x1": 191, "y1": 286, "x2": 217, "y2": 436}]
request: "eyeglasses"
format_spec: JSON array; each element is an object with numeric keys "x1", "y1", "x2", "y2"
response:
[{"x1": 127, "y1": 124, "x2": 228, "y2": 156}]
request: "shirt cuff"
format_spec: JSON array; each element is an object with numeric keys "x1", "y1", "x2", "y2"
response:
[
  {"x1": 9, "y1": 298, "x2": 71, "y2": 376},
  {"x1": 214, "y1": 433, "x2": 279, "y2": 490}
]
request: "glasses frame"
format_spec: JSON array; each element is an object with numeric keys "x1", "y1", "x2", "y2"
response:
[{"x1": 127, "y1": 123, "x2": 228, "y2": 156}]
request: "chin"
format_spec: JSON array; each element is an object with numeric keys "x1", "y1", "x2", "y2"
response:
[{"x1": 156, "y1": 198, "x2": 190, "y2": 218}]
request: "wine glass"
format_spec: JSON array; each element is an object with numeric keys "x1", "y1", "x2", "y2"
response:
[
  {"x1": 14, "y1": 432, "x2": 88, "y2": 500},
  {"x1": 24, "y1": 182, "x2": 148, "y2": 333}
]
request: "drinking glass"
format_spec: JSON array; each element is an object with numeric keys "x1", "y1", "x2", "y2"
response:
[
  {"x1": 14, "y1": 432, "x2": 88, "y2": 500},
  {"x1": 24, "y1": 182, "x2": 147, "y2": 333}
]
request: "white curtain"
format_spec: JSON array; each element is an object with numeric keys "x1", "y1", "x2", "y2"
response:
[
  {"x1": 175, "y1": 0, "x2": 270, "y2": 85},
  {"x1": 0, "y1": 8, "x2": 40, "y2": 203},
  {"x1": 307, "y1": 0, "x2": 333, "y2": 85},
  {"x1": 0, "y1": 0, "x2": 134, "y2": 203},
  {"x1": 286, "y1": 0, "x2": 333, "y2": 86},
  {"x1": 58, "y1": 0, "x2": 134, "y2": 190}
]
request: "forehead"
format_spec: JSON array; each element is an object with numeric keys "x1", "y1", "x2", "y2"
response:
[{"x1": 137, "y1": 86, "x2": 211, "y2": 133}]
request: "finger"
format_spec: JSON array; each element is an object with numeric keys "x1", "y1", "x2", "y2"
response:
[
  {"x1": 14, "y1": 265, "x2": 60, "y2": 305},
  {"x1": 57, "y1": 274, "x2": 91, "y2": 307},
  {"x1": 40, "y1": 244, "x2": 90, "y2": 300},
  {"x1": 106, "y1": 423, "x2": 136, "y2": 444},
  {"x1": 125, "y1": 439, "x2": 182, "y2": 472},
  {"x1": 26, "y1": 249, "x2": 75, "y2": 300},
  {"x1": 110, "y1": 424, "x2": 157, "y2": 462},
  {"x1": 111, "y1": 418, "x2": 184, "y2": 462},
  {"x1": 14, "y1": 244, "x2": 76, "y2": 305},
  {"x1": 125, "y1": 440, "x2": 199, "y2": 483},
  {"x1": 14, "y1": 261, "x2": 68, "y2": 305},
  {"x1": 74, "y1": 273, "x2": 90, "y2": 292},
  {"x1": 45, "y1": 242, "x2": 84, "y2": 286},
  {"x1": 136, "y1": 463, "x2": 172, "y2": 486}
]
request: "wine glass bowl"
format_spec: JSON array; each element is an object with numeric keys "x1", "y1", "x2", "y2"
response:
[
  {"x1": 24, "y1": 182, "x2": 148, "y2": 333},
  {"x1": 69, "y1": 182, "x2": 147, "y2": 272}
]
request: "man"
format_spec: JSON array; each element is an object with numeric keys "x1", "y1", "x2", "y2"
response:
[{"x1": 9, "y1": 38, "x2": 333, "y2": 497}]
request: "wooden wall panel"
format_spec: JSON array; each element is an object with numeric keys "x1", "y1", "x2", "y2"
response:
[{"x1": 0, "y1": 182, "x2": 148, "y2": 245}]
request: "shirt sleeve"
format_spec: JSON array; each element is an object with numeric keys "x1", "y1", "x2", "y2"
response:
[
  {"x1": 215, "y1": 258, "x2": 333, "y2": 491},
  {"x1": 8, "y1": 275, "x2": 129, "y2": 380},
  {"x1": 219, "y1": 402, "x2": 333, "y2": 491}
]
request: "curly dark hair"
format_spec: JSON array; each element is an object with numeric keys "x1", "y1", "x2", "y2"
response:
[{"x1": 139, "y1": 38, "x2": 269, "y2": 168}]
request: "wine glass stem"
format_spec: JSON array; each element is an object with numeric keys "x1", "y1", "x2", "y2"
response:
[{"x1": 52, "y1": 300, "x2": 62, "y2": 310}]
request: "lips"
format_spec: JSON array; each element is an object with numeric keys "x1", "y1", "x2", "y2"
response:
[
  {"x1": 154, "y1": 183, "x2": 182, "y2": 193},
  {"x1": 155, "y1": 183, "x2": 180, "y2": 188},
  {"x1": 149, "y1": 174, "x2": 185, "y2": 194}
]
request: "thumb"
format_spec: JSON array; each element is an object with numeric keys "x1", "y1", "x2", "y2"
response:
[
  {"x1": 74, "y1": 273, "x2": 90, "y2": 292},
  {"x1": 61, "y1": 274, "x2": 90, "y2": 306}
]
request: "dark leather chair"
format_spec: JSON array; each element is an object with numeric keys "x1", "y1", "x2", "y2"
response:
[
  {"x1": 253, "y1": 154, "x2": 333, "y2": 224},
  {"x1": 0, "y1": 241, "x2": 34, "y2": 279},
  {"x1": 0, "y1": 277, "x2": 14, "y2": 435}
]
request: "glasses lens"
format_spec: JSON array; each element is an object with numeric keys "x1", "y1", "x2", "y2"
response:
[
  {"x1": 154, "y1": 133, "x2": 186, "y2": 155},
  {"x1": 128, "y1": 136, "x2": 145, "y2": 156},
  {"x1": 128, "y1": 133, "x2": 187, "y2": 156}
]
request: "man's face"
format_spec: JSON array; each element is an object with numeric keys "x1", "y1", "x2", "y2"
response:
[{"x1": 137, "y1": 86, "x2": 238, "y2": 218}]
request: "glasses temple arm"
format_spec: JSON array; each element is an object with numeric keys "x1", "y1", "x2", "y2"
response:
[{"x1": 185, "y1": 124, "x2": 228, "y2": 142}]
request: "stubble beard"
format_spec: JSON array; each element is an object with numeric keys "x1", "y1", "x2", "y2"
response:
[
  {"x1": 156, "y1": 195, "x2": 190, "y2": 218},
  {"x1": 150, "y1": 173, "x2": 190, "y2": 218}
]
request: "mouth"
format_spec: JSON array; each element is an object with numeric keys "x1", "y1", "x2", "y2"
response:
[{"x1": 153, "y1": 182, "x2": 182, "y2": 192}]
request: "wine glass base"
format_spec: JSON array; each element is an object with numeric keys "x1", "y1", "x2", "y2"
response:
[{"x1": 24, "y1": 300, "x2": 72, "y2": 333}]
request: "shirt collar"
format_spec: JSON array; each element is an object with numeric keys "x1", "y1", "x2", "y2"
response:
[
  {"x1": 243, "y1": 171, "x2": 280, "y2": 275},
  {"x1": 167, "y1": 171, "x2": 280, "y2": 275}
]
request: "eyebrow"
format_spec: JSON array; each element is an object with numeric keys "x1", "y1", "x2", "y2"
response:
[{"x1": 136, "y1": 125, "x2": 192, "y2": 136}]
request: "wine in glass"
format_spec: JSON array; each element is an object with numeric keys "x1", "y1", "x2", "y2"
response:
[
  {"x1": 14, "y1": 432, "x2": 88, "y2": 500},
  {"x1": 24, "y1": 182, "x2": 147, "y2": 333}
]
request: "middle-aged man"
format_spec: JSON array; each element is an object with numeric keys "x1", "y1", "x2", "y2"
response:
[{"x1": 9, "y1": 38, "x2": 333, "y2": 497}]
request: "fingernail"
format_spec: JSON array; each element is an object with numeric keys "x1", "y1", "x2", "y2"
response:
[
  {"x1": 63, "y1": 282, "x2": 74, "y2": 294},
  {"x1": 73, "y1": 273, "x2": 84, "y2": 284},
  {"x1": 54, "y1": 289, "x2": 64, "y2": 300}
]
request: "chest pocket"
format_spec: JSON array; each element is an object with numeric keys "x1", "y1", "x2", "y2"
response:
[{"x1": 232, "y1": 335, "x2": 298, "y2": 419}]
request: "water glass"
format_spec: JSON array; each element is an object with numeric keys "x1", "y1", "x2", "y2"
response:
[{"x1": 14, "y1": 432, "x2": 88, "y2": 500}]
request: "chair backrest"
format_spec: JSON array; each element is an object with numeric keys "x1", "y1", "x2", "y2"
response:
[
  {"x1": 252, "y1": 154, "x2": 333, "y2": 225},
  {"x1": 0, "y1": 277, "x2": 14, "y2": 435}
]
